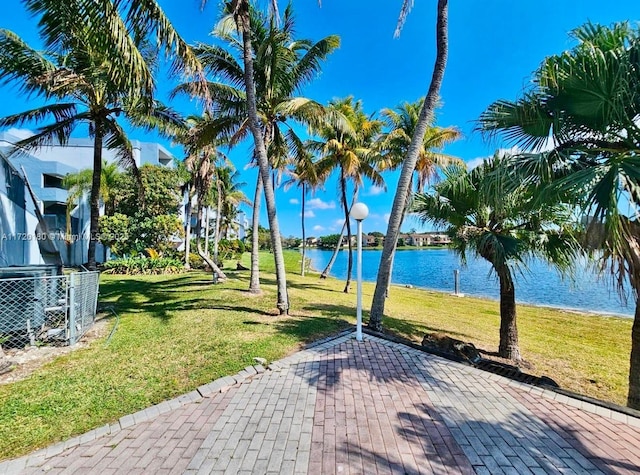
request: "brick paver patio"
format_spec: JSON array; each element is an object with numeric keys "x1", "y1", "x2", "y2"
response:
[{"x1": 2, "y1": 332, "x2": 639, "y2": 474}]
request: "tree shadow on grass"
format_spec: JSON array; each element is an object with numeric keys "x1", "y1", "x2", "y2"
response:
[{"x1": 98, "y1": 274, "x2": 266, "y2": 321}]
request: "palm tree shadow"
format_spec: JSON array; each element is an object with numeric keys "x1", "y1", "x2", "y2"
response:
[{"x1": 293, "y1": 336, "x2": 640, "y2": 473}]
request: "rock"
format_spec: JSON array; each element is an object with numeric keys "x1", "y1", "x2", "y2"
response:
[
  {"x1": 421, "y1": 333, "x2": 481, "y2": 364},
  {"x1": 253, "y1": 357, "x2": 267, "y2": 365}
]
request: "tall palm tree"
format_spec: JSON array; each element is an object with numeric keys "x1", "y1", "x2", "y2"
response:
[
  {"x1": 177, "y1": 3, "x2": 339, "y2": 310},
  {"x1": 370, "y1": 0, "x2": 450, "y2": 328},
  {"x1": 0, "y1": 0, "x2": 197, "y2": 269},
  {"x1": 378, "y1": 98, "x2": 462, "y2": 294},
  {"x1": 413, "y1": 154, "x2": 579, "y2": 361},
  {"x1": 380, "y1": 99, "x2": 462, "y2": 194},
  {"x1": 476, "y1": 22, "x2": 640, "y2": 408},
  {"x1": 284, "y1": 151, "x2": 323, "y2": 276},
  {"x1": 310, "y1": 97, "x2": 385, "y2": 293}
]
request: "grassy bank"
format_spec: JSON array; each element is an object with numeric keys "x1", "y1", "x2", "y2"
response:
[{"x1": 0, "y1": 250, "x2": 632, "y2": 459}]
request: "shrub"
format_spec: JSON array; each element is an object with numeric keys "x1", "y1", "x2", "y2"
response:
[{"x1": 101, "y1": 257, "x2": 185, "y2": 275}]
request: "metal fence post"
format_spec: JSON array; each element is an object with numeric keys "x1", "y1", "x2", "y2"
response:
[{"x1": 68, "y1": 274, "x2": 77, "y2": 345}]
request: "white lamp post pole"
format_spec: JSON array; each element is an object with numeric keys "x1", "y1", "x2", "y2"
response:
[{"x1": 350, "y1": 202, "x2": 369, "y2": 341}]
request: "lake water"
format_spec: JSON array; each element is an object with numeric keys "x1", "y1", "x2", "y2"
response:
[{"x1": 304, "y1": 248, "x2": 634, "y2": 317}]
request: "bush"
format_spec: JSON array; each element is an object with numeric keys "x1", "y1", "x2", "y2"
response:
[{"x1": 101, "y1": 257, "x2": 185, "y2": 275}]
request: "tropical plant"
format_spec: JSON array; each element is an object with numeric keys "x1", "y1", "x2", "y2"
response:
[
  {"x1": 310, "y1": 97, "x2": 385, "y2": 292},
  {"x1": 113, "y1": 164, "x2": 183, "y2": 217},
  {"x1": 183, "y1": 143, "x2": 228, "y2": 282},
  {"x1": 413, "y1": 154, "x2": 579, "y2": 360},
  {"x1": 213, "y1": 166, "x2": 251, "y2": 249},
  {"x1": 0, "y1": 0, "x2": 198, "y2": 269},
  {"x1": 370, "y1": 0, "x2": 450, "y2": 328},
  {"x1": 476, "y1": 21, "x2": 640, "y2": 408},
  {"x1": 284, "y1": 151, "x2": 323, "y2": 276},
  {"x1": 175, "y1": 4, "x2": 338, "y2": 310},
  {"x1": 378, "y1": 98, "x2": 462, "y2": 294},
  {"x1": 102, "y1": 256, "x2": 184, "y2": 275},
  {"x1": 62, "y1": 161, "x2": 121, "y2": 238},
  {"x1": 380, "y1": 99, "x2": 462, "y2": 194}
]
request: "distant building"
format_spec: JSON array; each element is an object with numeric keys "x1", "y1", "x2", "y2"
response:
[{"x1": 398, "y1": 232, "x2": 451, "y2": 246}]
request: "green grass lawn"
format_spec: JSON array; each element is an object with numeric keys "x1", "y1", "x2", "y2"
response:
[{"x1": 0, "y1": 250, "x2": 633, "y2": 460}]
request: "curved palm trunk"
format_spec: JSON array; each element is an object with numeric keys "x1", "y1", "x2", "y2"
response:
[
  {"x1": 370, "y1": 0, "x2": 449, "y2": 331},
  {"x1": 320, "y1": 191, "x2": 358, "y2": 279},
  {"x1": 184, "y1": 189, "x2": 192, "y2": 270},
  {"x1": 628, "y1": 295, "x2": 640, "y2": 409},
  {"x1": 341, "y1": 173, "x2": 353, "y2": 293},
  {"x1": 249, "y1": 174, "x2": 263, "y2": 293},
  {"x1": 195, "y1": 197, "x2": 226, "y2": 282},
  {"x1": 301, "y1": 183, "x2": 306, "y2": 276},
  {"x1": 214, "y1": 177, "x2": 223, "y2": 263},
  {"x1": 497, "y1": 265, "x2": 520, "y2": 361},
  {"x1": 87, "y1": 125, "x2": 104, "y2": 270},
  {"x1": 237, "y1": 5, "x2": 288, "y2": 313},
  {"x1": 320, "y1": 222, "x2": 346, "y2": 279},
  {"x1": 204, "y1": 206, "x2": 210, "y2": 256}
]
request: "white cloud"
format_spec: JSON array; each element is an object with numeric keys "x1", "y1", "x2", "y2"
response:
[
  {"x1": 365, "y1": 185, "x2": 385, "y2": 196},
  {"x1": 383, "y1": 213, "x2": 391, "y2": 224},
  {"x1": 468, "y1": 143, "x2": 557, "y2": 170},
  {"x1": 307, "y1": 198, "x2": 336, "y2": 210},
  {"x1": 5, "y1": 128, "x2": 34, "y2": 140},
  {"x1": 313, "y1": 225, "x2": 325, "y2": 232},
  {"x1": 329, "y1": 218, "x2": 346, "y2": 232},
  {"x1": 466, "y1": 157, "x2": 487, "y2": 170},
  {"x1": 302, "y1": 210, "x2": 316, "y2": 218},
  {"x1": 289, "y1": 198, "x2": 299, "y2": 205}
]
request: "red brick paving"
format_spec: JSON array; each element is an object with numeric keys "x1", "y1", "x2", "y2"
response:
[{"x1": 2, "y1": 333, "x2": 640, "y2": 474}]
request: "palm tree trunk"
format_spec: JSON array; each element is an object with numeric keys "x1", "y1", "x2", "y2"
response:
[
  {"x1": 204, "y1": 206, "x2": 210, "y2": 256},
  {"x1": 214, "y1": 177, "x2": 223, "y2": 263},
  {"x1": 184, "y1": 189, "x2": 192, "y2": 270},
  {"x1": 497, "y1": 266, "x2": 520, "y2": 361},
  {"x1": 195, "y1": 197, "x2": 226, "y2": 282},
  {"x1": 88, "y1": 124, "x2": 104, "y2": 270},
  {"x1": 628, "y1": 292, "x2": 640, "y2": 409},
  {"x1": 320, "y1": 222, "x2": 345, "y2": 279},
  {"x1": 249, "y1": 173, "x2": 263, "y2": 293},
  {"x1": 370, "y1": 0, "x2": 449, "y2": 331},
  {"x1": 301, "y1": 183, "x2": 306, "y2": 276},
  {"x1": 320, "y1": 191, "x2": 358, "y2": 279},
  {"x1": 237, "y1": 4, "x2": 288, "y2": 314},
  {"x1": 341, "y1": 173, "x2": 353, "y2": 293}
]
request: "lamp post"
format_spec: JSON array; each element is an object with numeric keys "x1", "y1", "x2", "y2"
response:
[{"x1": 350, "y1": 202, "x2": 369, "y2": 341}]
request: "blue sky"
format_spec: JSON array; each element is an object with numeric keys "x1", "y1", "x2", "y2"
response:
[{"x1": 2, "y1": 0, "x2": 639, "y2": 237}]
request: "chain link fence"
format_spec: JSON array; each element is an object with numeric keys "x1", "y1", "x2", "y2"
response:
[{"x1": 0, "y1": 268, "x2": 99, "y2": 346}]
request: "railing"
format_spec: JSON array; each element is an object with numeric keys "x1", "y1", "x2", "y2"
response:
[{"x1": 0, "y1": 271, "x2": 99, "y2": 346}]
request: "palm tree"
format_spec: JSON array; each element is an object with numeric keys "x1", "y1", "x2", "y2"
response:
[
  {"x1": 63, "y1": 161, "x2": 121, "y2": 223},
  {"x1": 184, "y1": 145, "x2": 227, "y2": 282},
  {"x1": 476, "y1": 22, "x2": 640, "y2": 408},
  {"x1": 284, "y1": 151, "x2": 323, "y2": 276},
  {"x1": 310, "y1": 97, "x2": 385, "y2": 293},
  {"x1": 377, "y1": 98, "x2": 462, "y2": 294},
  {"x1": 413, "y1": 154, "x2": 579, "y2": 361},
  {"x1": 370, "y1": 0, "x2": 450, "y2": 329},
  {"x1": 0, "y1": 0, "x2": 197, "y2": 269},
  {"x1": 177, "y1": 3, "x2": 339, "y2": 310},
  {"x1": 214, "y1": 166, "x2": 251, "y2": 244}
]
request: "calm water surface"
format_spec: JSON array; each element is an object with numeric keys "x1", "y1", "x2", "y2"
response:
[{"x1": 304, "y1": 248, "x2": 633, "y2": 317}]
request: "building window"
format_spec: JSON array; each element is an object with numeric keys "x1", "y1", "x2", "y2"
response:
[{"x1": 43, "y1": 173, "x2": 64, "y2": 189}]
